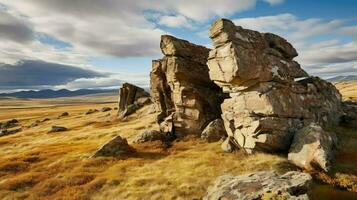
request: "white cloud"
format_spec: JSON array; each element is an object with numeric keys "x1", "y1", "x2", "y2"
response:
[
  {"x1": 159, "y1": 15, "x2": 192, "y2": 28},
  {"x1": 262, "y1": 0, "x2": 285, "y2": 5}
]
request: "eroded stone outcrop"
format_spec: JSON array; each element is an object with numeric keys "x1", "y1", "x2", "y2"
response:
[
  {"x1": 151, "y1": 35, "x2": 224, "y2": 137},
  {"x1": 204, "y1": 171, "x2": 312, "y2": 200},
  {"x1": 207, "y1": 19, "x2": 343, "y2": 153},
  {"x1": 118, "y1": 83, "x2": 150, "y2": 118}
]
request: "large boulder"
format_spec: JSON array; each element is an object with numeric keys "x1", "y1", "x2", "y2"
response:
[
  {"x1": 288, "y1": 124, "x2": 338, "y2": 172},
  {"x1": 204, "y1": 171, "x2": 312, "y2": 200},
  {"x1": 118, "y1": 83, "x2": 150, "y2": 118},
  {"x1": 92, "y1": 135, "x2": 135, "y2": 157},
  {"x1": 207, "y1": 19, "x2": 343, "y2": 153},
  {"x1": 151, "y1": 35, "x2": 225, "y2": 137}
]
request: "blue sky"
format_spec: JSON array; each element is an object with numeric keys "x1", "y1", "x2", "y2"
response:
[{"x1": 0, "y1": 0, "x2": 356, "y2": 92}]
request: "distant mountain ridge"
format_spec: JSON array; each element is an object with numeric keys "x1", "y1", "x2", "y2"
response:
[
  {"x1": 327, "y1": 75, "x2": 357, "y2": 82},
  {"x1": 0, "y1": 89, "x2": 117, "y2": 99}
]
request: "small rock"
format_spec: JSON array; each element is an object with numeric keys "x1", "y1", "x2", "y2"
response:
[
  {"x1": 288, "y1": 123, "x2": 337, "y2": 172},
  {"x1": 201, "y1": 119, "x2": 227, "y2": 143},
  {"x1": 133, "y1": 130, "x2": 164, "y2": 143},
  {"x1": 30, "y1": 120, "x2": 41, "y2": 127},
  {"x1": 113, "y1": 107, "x2": 118, "y2": 110},
  {"x1": 92, "y1": 135, "x2": 135, "y2": 157},
  {"x1": 101, "y1": 107, "x2": 112, "y2": 112},
  {"x1": 204, "y1": 171, "x2": 312, "y2": 200},
  {"x1": 58, "y1": 112, "x2": 69, "y2": 118},
  {"x1": 49, "y1": 126, "x2": 68, "y2": 132},
  {"x1": 221, "y1": 136, "x2": 235, "y2": 153},
  {"x1": 1, "y1": 119, "x2": 19, "y2": 129},
  {"x1": 86, "y1": 109, "x2": 99, "y2": 115},
  {"x1": 42, "y1": 118, "x2": 50, "y2": 122},
  {"x1": 0, "y1": 128, "x2": 22, "y2": 137}
]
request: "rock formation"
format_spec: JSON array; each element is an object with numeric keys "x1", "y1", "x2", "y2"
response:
[
  {"x1": 288, "y1": 123, "x2": 337, "y2": 172},
  {"x1": 207, "y1": 19, "x2": 343, "y2": 153},
  {"x1": 118, "y1": 83, "x2": 150, "y2": 118},
  {"x1": 204, "y1": 171, "x2": 312, "y2": 200},
  {"x1": 151, "y1": 35, "x2": 224, "y2": 137}
]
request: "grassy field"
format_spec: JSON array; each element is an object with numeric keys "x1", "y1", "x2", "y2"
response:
[{"x1": 0, "y1": 88, "x2": 356, "y2": 199}]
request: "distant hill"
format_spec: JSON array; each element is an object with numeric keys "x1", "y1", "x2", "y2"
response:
[
  {"x1": 0, "y1": 89, "x2": 117, "y2": 99},
  {"x1": 327, "y1": 75, "x2": 357, "y2": 82}
]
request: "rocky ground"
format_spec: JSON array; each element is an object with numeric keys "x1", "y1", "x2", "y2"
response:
[{"x1": 0, "y1": 88, "x2": 355, "y2": 199}]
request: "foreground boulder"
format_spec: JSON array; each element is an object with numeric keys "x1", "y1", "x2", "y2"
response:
[
  {"x1": 118, "y1": 83, "x2": 150, "y2": 118},
  {"x1": 133, "y1": 130, "x2": 165, "y2": 143},
  {"x1": 151, "y1": 35, "x2": 224, "y2": 137},
  {"x1": 204, "y1": 171, "x2": 312, "y2": 200},
  {"x1": 201, "y1": 119, "x2": 227, "y2": 143},
  {"x1": 288, "y1": 124, "x2": 337, "y2": 172},
  {"x1": 93, "y1": 135, "x2": 135, "y2": 157},
  {"x1": 207, "y1": 19, "x2": 342, "y2": 153}
]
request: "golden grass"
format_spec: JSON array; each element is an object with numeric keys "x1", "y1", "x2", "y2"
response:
[{"x1": 334, "y1": 81, "x2": 357, "y2": 101}]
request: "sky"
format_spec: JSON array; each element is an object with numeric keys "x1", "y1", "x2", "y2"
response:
[{"x1": 0, "y1": 0, "x2": 356, "y2": 92}]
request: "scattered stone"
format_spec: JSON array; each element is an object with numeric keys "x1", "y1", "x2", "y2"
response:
[
  {"x1": 204, "y1": 171, "x2": 312, "y2": 200},
  {"x1": 118, "y1": 83, "x2": 150, "y2": 118},
  {"x1": 58, "y1": 112, "x2": 69, "y2": 118},
  {"x1": 1, "y1": 119, "x2": 19, "y2": 129},
  {"x1": 86, "y1": 109, "x2": 99, "y2": 115},
  {"x1": 151, "y1": 35, "x2": 225, "y2": 137},
  {"x1": 288, "y1": 124, "x2": 337, "y2": 172},
  {"x1": 49, "y1": 126, "x2": 68, "y2": 132},
  {"x1": 0, "y1": 128, "x2": 22, "y2": 137},
  {"x1": 206, "y1": 18, "x2": 342, "y2": 153},
  {"x1": 92, "y1": 135, "x2": 135, "y2": 157},
  {"x1": 30, "y1": 120, "x2": 41, "y2": 127},
  {"x1": 201, "y1": 119, "x2": 227, "y2": 143},
  {"x1": 42, "y1": 118, "x2": 50, "y2": 122},
  {"x1": 113, "y1": 107, "x2": 118, "y2": 110},
  {"x1": 101, "y1": 107, "x2": 112, "y2": 112},
  {"x1": 340, "y1": 101, "x2": 357, "y2": 128},
  {"x1": 221, "y1": 136, "x2": 235, "y2": 153},
  {"x1": 133, "y1": 130, "x2": 165, "y2": 143}
]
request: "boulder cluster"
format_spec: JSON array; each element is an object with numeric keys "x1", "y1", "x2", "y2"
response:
[
  {"x1": 117, "y1": 18, "x2": 347, "y2": 173},
  {"x1": 149, "y1": 18, "x2": 345, "y2": 172}
]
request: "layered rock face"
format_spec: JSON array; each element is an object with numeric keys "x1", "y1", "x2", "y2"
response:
[
  {"x1": 207, "y1": 19, "x2": 343, "y2": 153},
  {"x1": 151, "y1": 35, "x2": 224, "y2": 136},
  {"x1": 118, "y1": 83, "x2": 150, "y2": 118}
]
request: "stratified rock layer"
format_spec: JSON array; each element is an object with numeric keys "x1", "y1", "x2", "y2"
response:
[
  {"x1": 118, "y1": 83, "x2": 150, "y2": 118},
  {"x1": 151, "y1": 35, "x2": 224, "y2": 136},
  {"x1": 204, "y1": 171, "x2": 312, "y2": 200},
  {"x1": 207, "y1": 19, "x2": 342, "y2": 153}
]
